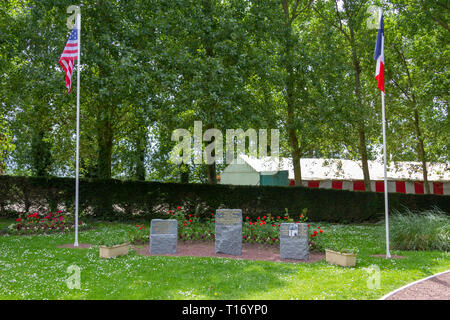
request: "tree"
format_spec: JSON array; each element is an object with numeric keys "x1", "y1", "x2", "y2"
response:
[
  {"x1": 386, "y1": 1, "x2": 449, "y2": 192},
  {"x1": 313, "y1": 0, "x2": 375, "y2": 190}
]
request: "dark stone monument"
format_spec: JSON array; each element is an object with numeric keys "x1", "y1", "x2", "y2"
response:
[
  {"x1": 150, "y1": 219, "x2": 177, "y2": 254},
  {"x1": 215, "y1": 209, "x2": 242, "y2": 255},
  {"x1": 280, "y1": 223, "x2": 309, "y2": 260}
]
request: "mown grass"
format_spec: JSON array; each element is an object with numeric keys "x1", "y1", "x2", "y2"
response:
[{"x1": 0, "y1": 217, "x2": 448, "y2": 300}]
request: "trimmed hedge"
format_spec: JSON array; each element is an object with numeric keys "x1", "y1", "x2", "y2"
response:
[{"x1": 0, "y1": 175, "x2": 448, "y2": 222}]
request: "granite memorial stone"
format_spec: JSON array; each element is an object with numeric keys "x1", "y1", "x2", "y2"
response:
[
  {"x1": 150, "y1": 219, "x2": 177, "y2": 254},
  {"x1": 215, "y1": 209, "x2": 242, "y2": 255},
  {"x1": 280, "y1": 223, "x2": 309, "y2": 260}
]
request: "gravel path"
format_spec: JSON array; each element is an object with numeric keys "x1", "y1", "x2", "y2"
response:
[{"x1": 382, "y1": 270, "x2": 450, "y2": 300}]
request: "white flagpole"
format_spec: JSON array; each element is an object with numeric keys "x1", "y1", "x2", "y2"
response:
[
  {"x1": 74, "y1": 13, "x2": 81, "y2": 247},
  {"x1": 381, "y1": 91, "x2": 390, "y2": 258}
]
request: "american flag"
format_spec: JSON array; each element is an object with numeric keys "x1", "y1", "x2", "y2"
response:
[{"x1": 59, "y1": 22, "x2": 79, "y2": 93}]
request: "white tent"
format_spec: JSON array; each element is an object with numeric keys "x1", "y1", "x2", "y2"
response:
[{"x1": 220, "y1": 155, "x2": 450, "y2": 194}]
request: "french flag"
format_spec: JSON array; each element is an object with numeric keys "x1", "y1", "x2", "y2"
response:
[{"x1": 374, "y1": 13, "x2": 385, "y2": 92}]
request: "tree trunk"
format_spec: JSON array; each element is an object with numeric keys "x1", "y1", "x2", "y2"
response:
[
  {"x1": 180, "y1": 163, "x2": 189, "y2": 184},
  {"x1": 205, "y1": 124, "x2": 217, "y2": 184},
  {"x1": 414, "y1": 109, "x2": 430, "y2": 193},
  {"x1": 207, "y1": 162, "x2": 217, "y2": 184},
  {"x1": 283, "y1": 15, "x2": 302, "y2": 186},
  {"x1": 135, "y1": 129, "x2": 146, "y2": 181},
  {"x1": 286, "y1": 59, "x2": 302, "y2": 185},
  {"x1": 203, "y1": 0, "x2": 217, "y2": 185},
  {"x1": 31, "y1": 127, "x2": 52, "y2": 177},
  {"x1": 97, "y1": 113, "x2": 113, "y2": 179},
  {"x1": 350, "y1": 29, "x2": 371, "y2": 191}
]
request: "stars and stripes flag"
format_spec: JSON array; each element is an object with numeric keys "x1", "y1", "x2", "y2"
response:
[
  {"x1": 374, "y1": 12, "x2": 385, "y2": 92},
  {"x1": 59, "y1": 13, "x2": 81, "y2": 247},
  {"x1": 59, "y1": 21, "x2": 79, "y2": 93}
]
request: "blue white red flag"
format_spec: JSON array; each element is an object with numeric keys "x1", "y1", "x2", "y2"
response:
[
  {"x1": 59, "y1": 22, "x2": 79, "y2": 93},
  {"x1": 374, "y1": 13, "x2": 385, "y2": 92}
]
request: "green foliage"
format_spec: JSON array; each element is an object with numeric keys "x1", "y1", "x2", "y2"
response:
[
  {"x1": 0, "y1": 115, "x2": 15, "y2": 174},
  {"x1": 99, "y1": 229, "x2": 129, "y2": 247},
  {"x1": 127, "y1": 224, "x2": 149, "y2": 244},
  {"x1": 0, "y1": 176, "x2": 448, "y2": 224},
  {"x1": 0, "y1": 0, "x2": 448, "y2": 184},
  {"x1": 326, "y1": 241, "x2": 359, "y2": 254},
  {"x1": 390, "y1": 207, "x2": 450, "y2": 251}
]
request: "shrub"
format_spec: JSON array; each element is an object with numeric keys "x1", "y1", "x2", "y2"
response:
[
  {"x1": 100, "y1": 231, "x2": 129, "y2": 247},
  {"x1": 128, "y1": 224, "x2": 149, "y2": 244},
  {"x1": 390, "y1": 207, "x2": 450, "y2": 251},
  {"x1": 0, "y1": 175, "x2": 448, "y2": 223}
]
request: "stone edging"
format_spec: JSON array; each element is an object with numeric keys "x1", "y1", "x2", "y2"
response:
[{"x1": 379, "y1": 269, "x2": 450, "y2": 300}]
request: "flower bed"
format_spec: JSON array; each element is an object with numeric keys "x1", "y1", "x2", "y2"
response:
[
  {"x1": 166, "y1": 207, "x2": 325, "y2": 251},
  {"x1": 6, "y1": 211, "x2": 88, "y2": 235}
]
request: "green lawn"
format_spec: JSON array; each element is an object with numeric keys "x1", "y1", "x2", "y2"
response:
[{"x1": 0, "y1": 217, "x2": 448, "y2": 300}]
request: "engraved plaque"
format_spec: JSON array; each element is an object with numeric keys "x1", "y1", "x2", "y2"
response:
[
  {"x1": 215, "y1": 209, "x2": 242, "y2": 225},
  {"x1": 280, "y1": 223, "x2": 309, "y2": 260}
]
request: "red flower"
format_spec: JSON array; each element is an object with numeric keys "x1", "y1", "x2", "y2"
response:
[
  {"x1": 16, "y1": 218, "x2": 22, "y2": 222},
  {"x1": 272, "y1": 224, "x2": 275, "y2": 227},
  {"x1": 284, "y1": 216, "x2": 287, "y2": 219},
  {"x1": 189, "y1": 219, "x2": 192, "y2": 223},
  {"x1": 257, "y1": 217, "x2": 260, "y2": 220},
  {"x1": 169, "y1": 210, "x2": 172, "y2": 213},
  {"x1": 307, "y1": 224, "x2": 310, "y2": 227},
  {"x1": 249, "y1": 222, "x2": 252, "y2": 225},
  {"x1": 320, "y1": 230, "x2": 323, "y2": 233},
  {"x1": 318, "y1": 226, "x2": 321, "y2": 229},
  {"x1": 58, "y1": 210, "x2": 62, "y2": 213},
  {"x1": 246, "y1": 216, "x2": 249, "y2": 219},
  {"x1": 310, "y1": 234, "x2": 313, "y2": 238},
  {"x1": 211, "y1": 213, "x2": 214, "y2": 216},
  {"x1": 177, "y1": 206, "x2": 181, "y2": 210},
  {"x1": 277, "y1": 224, "x2": 280, "y2": 227},
  {"x1": 296, "y1": 221, "x2": 299, "y2": 224},
  {"x1": 188, "y1": 214, "x2": 191, "y2": 217},
  {"x1": 314, "y1": 231, "x2": 318, "y2": 235},
  {"x1": 300, "y1": 214, "x2": 304, "y2": 218},
  {"x1": 263, "y1": 215, "x2": 266, "y2": 219}
]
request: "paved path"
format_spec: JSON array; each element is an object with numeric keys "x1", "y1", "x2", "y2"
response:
[{"x1": 381, "y1": 270, "x2": 450, "y2": 300}]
